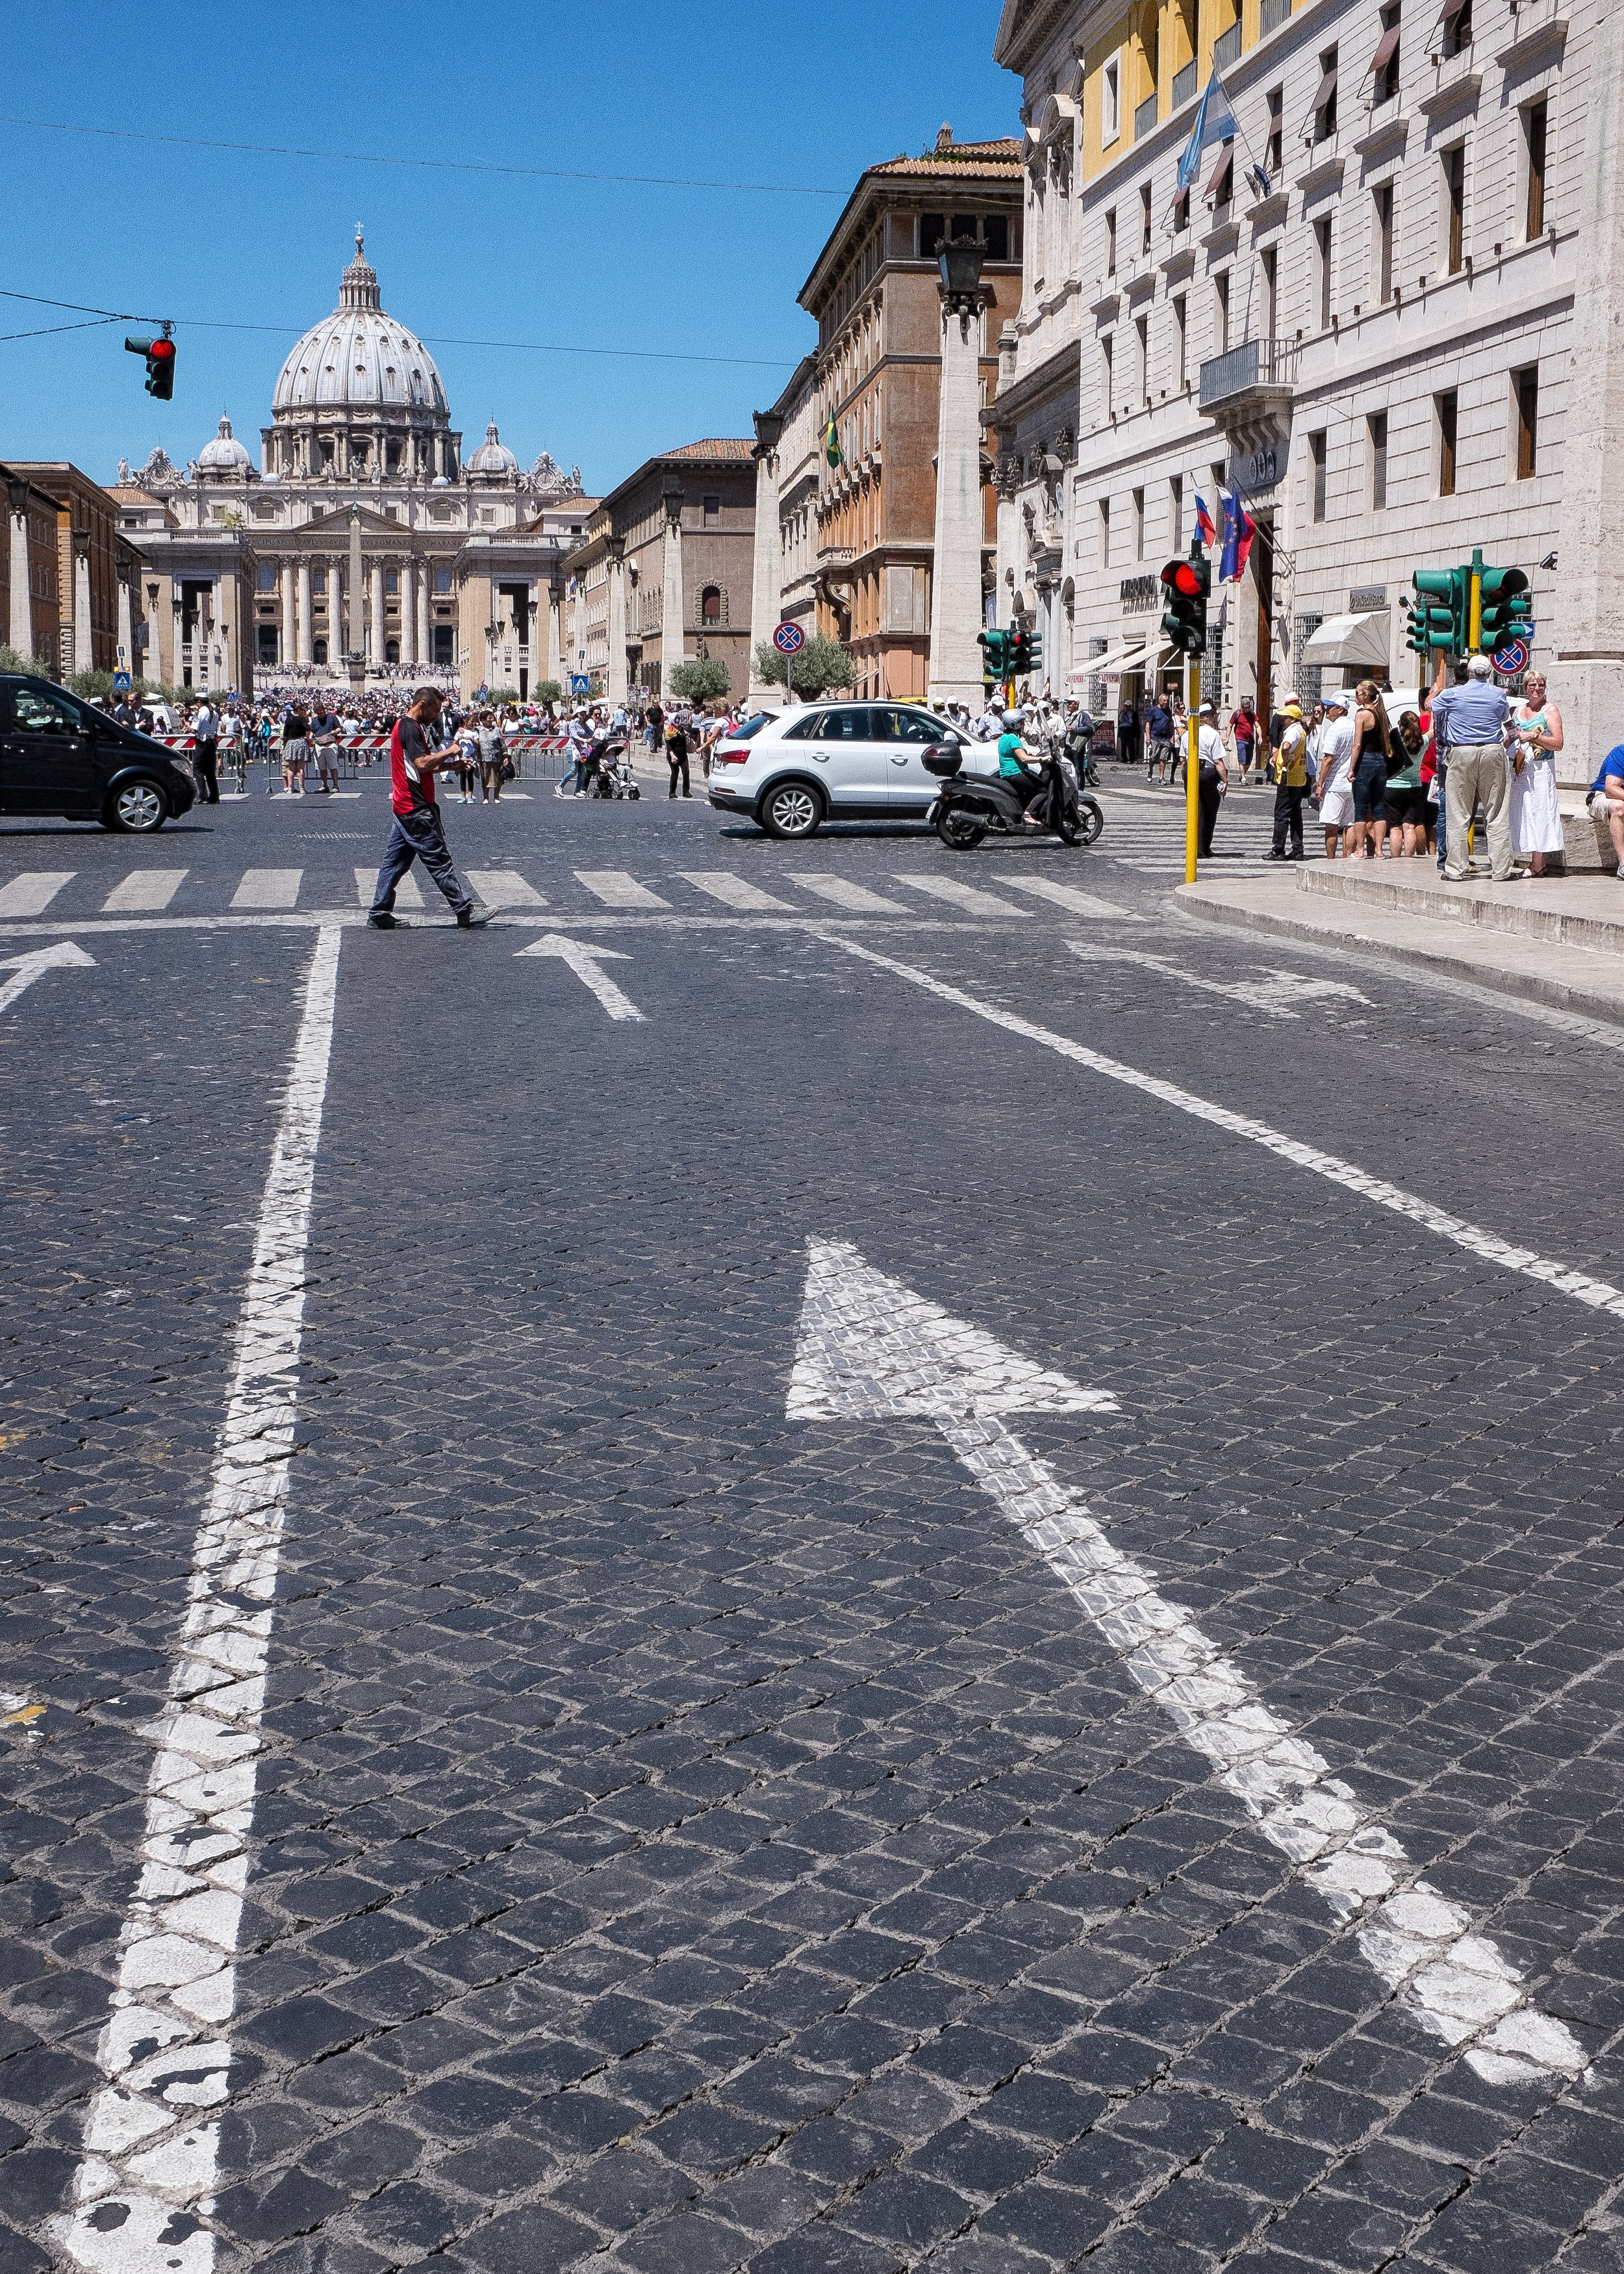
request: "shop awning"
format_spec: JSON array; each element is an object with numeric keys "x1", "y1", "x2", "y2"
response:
[
  {"x1": 1301, "y1": 611, "x2": 1391, "y2": 669},
  {"x1": 1082, "y1": 638, "x2": 1153, "y2": 676}
]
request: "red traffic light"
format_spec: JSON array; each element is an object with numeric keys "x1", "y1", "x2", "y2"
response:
[
  {"x1": 1161, "y1": 561, "x2": 1202, "y2": 596},
  {"x1": 148, "y1": 338, "x2": 175, "y2": 366}
]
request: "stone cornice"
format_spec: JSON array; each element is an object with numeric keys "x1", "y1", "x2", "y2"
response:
[{"x1": 984, "y1": 336, "x2": 1082, "y2": 431}]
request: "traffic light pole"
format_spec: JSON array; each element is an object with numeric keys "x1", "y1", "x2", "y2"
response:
[
  {"x1": 1469, "y1": 547, "x2": 1483, "y2": 653},
  {"x1": 1185, "y1": 657, "x2": 1200, "y2": 884}
]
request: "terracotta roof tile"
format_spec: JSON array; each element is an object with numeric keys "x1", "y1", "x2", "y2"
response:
[
  {"x1": 661, "y1": 439, "x2": 755, "y2": 461},
  {"x1": 867, "y1": 139, "x2": 1023, "y2": 177}
]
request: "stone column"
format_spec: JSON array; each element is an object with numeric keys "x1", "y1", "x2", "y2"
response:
[
  {"x1": 400, "y1": 558, "x2": 415, "y2": 667},
  {"x1": 144, "y1": 582, "x2": 162, "y2": 686},
  {"x1": 748, "y1": 413, "x2": 784, "y2": 703},
  {"x1": 547, "y1": 578, "x2": 564, "y2": 693},
  {"x1": 116, "y1": 576, "x2": 133, "y2": 674},
  {"x1": 1552, "y1": 3, "x2": 1624, "y2": 787},
  {"x1": 6, "y1": 485, "x2": 31, "y2": 656},
  {"x1": 218, "y1": 571, "x2": 240, "y2": 695},
  {"x1": 281, "y1": 560, "x2": 296, "y2": 672},
  {"x1": 927, "y1": 284, "x2": 991, "y2": 708},
  {"x1": 72, "y1": 530, "x2": 92, "y2": 675},
  {"x1": 173, "y1": 598, "x2": 184, "y2": 687},
  {"x1": 297, "y1": 558, "x2": 312, "y2": 665},
  {"x1": 661, "y1": 478, "x2": 685, "y2": 691},
  {"x1": 348, "y1": 509, "x2": 364, "y2": 671},
  {"x1": 416, "y1": 567, "x2": 429, "y2": 672},
  {"x1": 606, "y1": 542, "x2": 628, "y2": 704},
  {"x1": 370, "y1": 560, "x2": 386, "y2": 666}
]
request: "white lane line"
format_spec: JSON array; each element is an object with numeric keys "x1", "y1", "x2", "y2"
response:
[
  {"x1": 822, "y1": 934, "x2": 1624, "y2": 1322},
  {"x1": 0, "y1": 939, "x2": 95, "y2": 1014},
  {"x1": 56, "y1": 925, "x2": 343, "y2": 2274},
  {"x1": 464, "y1": 869, "x2": 547, "y2": 907},
  {"x1": 574, "y1": 869, "x2": 670, "y2": 909},
  {"x1": 788, "y1": 875, "x2": 911, "y2": 914},
  {"x1": 230, "y1": 868, "x2": 303, "y2": 910},
  {"x1": 679, "y1": 871, "x2": 796, "y2": 912},
  {"x1": 792, "y1": 1238, "x2": 1588, "y2": 2087},
  {"x1": 353, "y1": 865, "x2": 423, "y2": 908},
  {"x1": 0, "y1": 872, "x2": 75, "y2": 916},
  {"x1": 1071, "y1": 941, "x2": 1372, "y2": 1019},
  {"x1": 514, "y1": 932, "x2": 644, "y2": 1020},
  {"x1": 102, "y1": 872, "x2": 188, "y2": 915},
  {"x1": 893, "y1": 875, "x2": 1031, "y2": 919},
  {"x1": 998, "y1": 875, "x2": 1143, "y2": 921}
]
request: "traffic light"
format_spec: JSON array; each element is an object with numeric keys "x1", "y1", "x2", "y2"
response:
[
  {"x1": 1477, "y1": 563, "x2": 1532, "y2": 650},
  {"x1": 125, "y1": 326, "x2": 176, "y2": 401},
  {"x1": 1160, "y1": 549, "x2": 1210, "y2": 658},
  {"x1": 1401, "y1": 594, "x2": 1431, "y2": 656},
  {"x1": 1011, "y1": 624, "x2": 1043, "y2": 676},
  {"x1": 1413, "y1": 566, "x2": 1467, "y2": 653},
  {"x1": 978, "y1": 628, "x2": 1011, "y2": 681}
]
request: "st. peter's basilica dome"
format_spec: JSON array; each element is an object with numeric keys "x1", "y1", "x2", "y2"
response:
[{"x1": 270, "y1": 232, "x2": 448, "y2": 422}]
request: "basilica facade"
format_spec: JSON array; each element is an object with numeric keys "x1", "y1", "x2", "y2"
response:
[{"x1": 115, "y1": 235, "x2": 594, "y2": 700}]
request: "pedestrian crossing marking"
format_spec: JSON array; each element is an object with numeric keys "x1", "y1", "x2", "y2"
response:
[
  {"x1": 574, "y1": 869, "x2": 670, "y2": 909},
  {"x1": 354, "y1": 865, "x2": 423, "y2": 909},
  {"x1": 893, "y1": 876, "x2": 1031, "y2": 919},
  {"x1": 464, "y1": 869, "x2": 547, "y2": 906},
  {"x1": 679, "y1": 873, "x2": 796, "y2": 912},
  {"x1": 999, "y1": 876, "x2": 1141, "y2": 921},
  {"x1": 789, "y1": 876, "x2": 911, "y2": 914},
  {"x1": 102, "y1": 871, "x2": 187, "y2": 914},
  {"x1": 0, "y1": 873, "x2": 74, "y2": 917},
  {"x1": 231, "y1": 869, "x2": 303, "y2": 910}
]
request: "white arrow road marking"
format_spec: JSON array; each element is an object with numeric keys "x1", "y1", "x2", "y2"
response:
[
  {"x1": 55, "y1": 925, "x2": 343, "y2": 2274},
  {"x1": 791, "y1": 1238, "x2": 1588, "y2": 2088},
  {"x1": 1069, "y1": 940, "x2": 1371, "y2": 1018},
  {"x1": 0, "y1": 939, "x2": 95, "y2": 1014},
  {"x1": 821, "y1": 933, "x2": 1624, "y2": 1322},
  {"x1": 514, "y1": 932, "x2": 644, "y2": 1021}
]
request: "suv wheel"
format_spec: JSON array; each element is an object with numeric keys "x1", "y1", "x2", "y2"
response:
[
  {"x1": 760, "y1": 781, "x2": 822, "y2": 840},
  {"x1": 105, "y1": 778, "x2": 169, "y2": 834}
]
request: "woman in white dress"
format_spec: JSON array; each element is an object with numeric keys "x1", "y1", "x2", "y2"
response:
[{"x1": 1508, "y1": 671, "x2": 1565, "y2": 876}]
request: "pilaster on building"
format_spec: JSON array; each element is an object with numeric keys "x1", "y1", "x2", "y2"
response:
[{"x1": 993, "y1": 0, "x2": 1589, "y2": 775}]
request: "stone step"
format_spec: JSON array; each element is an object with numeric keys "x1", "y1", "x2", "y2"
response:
[
  {"x1": 1558, "y1": 789, "x2": 1618, "y2": 873},
  {"x1": 1297, "y1": 860, "x2": 1624, "y2": 954}
]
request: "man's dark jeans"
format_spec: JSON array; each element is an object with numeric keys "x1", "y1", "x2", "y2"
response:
[
  {"x1": 667, "y1": 754, "x2": 691, "y2": 797},
  {"x1": 370, "y1": 806, "x2": 473, "y2": 919},
  {"x1": 194, "y1": 738, "x2": 220, "y2": 802},
  {"x1": 1272, "y1": 781, "x2": 1307, "y2": 854}
]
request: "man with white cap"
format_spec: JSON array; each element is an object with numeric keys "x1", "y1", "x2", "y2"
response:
[
  {"x1": 1263, "y1": 696, "x2": 1311, "y2": 859},
  {"x1": 1441, "y1": 655, "x2": 1517, "y2": 882},
  {"x1": 1194, "y1": 700, "x2": 1229, "y2": 856},
  {"x1": 1316, "y1": 691, "x2": 1356, "y2": 858}
]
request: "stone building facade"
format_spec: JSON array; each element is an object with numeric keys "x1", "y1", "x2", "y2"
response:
[
  {"x1": 114, "y1": 235, "x2": 590, "y2": 701},
  {"x1": 993, "y1": 0, "x2": 1586, "y2": 765},
  {"x1": 747, "y1": 130, "x2": 1026, "y2": 705},
  {"x1": 3, "y1": 462, "x2": 143, "y2": 679},
  {"x1": 3, "y1": 465, "x2": 70, "y2": 668}
]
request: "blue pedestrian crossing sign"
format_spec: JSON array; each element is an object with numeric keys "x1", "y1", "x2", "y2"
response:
[
  {"x1": 569, "y1": 673, "x2": 592, "y2": 695},
  {"x1": 112, "y1": 671, "x2": 132, "y2": 691}
]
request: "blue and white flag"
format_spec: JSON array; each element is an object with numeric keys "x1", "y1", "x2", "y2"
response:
[{"x1": 1176, "y1": 70, "x2": 1238, "y2": 192}]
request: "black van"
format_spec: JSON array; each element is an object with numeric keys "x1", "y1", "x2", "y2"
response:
[{"x1": 0, "y1": 675, "x2": 197, "y2": 832}]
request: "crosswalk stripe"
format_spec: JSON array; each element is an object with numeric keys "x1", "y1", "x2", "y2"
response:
[
  {"x1": 0, "y1": 873, "x2": 74, "y2": 917},
  {"x1": 231, "y1": 869, "x2": 303, "y2": 910},
  {"x1": 102, "y1": 871, "x2": 187, "y2": 913},
  {"x1": 464, "y1": 869, "x2": 546, "y2": 906},
  {"x1": 354, "y1": 865, "x2": 423, "y2": 909},
  {"x1": 574, "y1": 869, "x2": 670, "y2": 909},
  {"x1": 893, "y1": 875, "x2": 1031, "y2": 918},
  {"x1": 998, "y1": 875, "x2": 1141, "y2": 920},
  {"x1": 679, "y1": 872, "x2": 796, "y2": 912},
  {"x1": 789, "y1": 875, "x2": 911, "y2": 914}
]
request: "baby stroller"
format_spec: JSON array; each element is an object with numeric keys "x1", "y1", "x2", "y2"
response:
[{"x1": 589, "y1": 739, "x2": 641, "y2": 800}]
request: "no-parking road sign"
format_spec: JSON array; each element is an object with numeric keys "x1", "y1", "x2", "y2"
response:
[
  {"x1": 1493, "y1": 636, "x2": 1531, "y2": 678},
  {"x1": 773, "y1": 621, "x2": 806, "y2": 656}
]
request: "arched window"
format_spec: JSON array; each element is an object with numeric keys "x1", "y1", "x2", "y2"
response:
[{"x1": 701, "y1": 585, "x2": 722, "y2": 625}]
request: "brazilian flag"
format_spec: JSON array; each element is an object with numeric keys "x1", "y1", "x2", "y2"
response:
[{"x1": 824, "y1": 412, "x2": 843, "y2": 469}]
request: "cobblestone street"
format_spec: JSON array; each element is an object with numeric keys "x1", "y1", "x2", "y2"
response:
[{"x1": 4, "y1": 779, "x2": 1624, "y2": 2274}]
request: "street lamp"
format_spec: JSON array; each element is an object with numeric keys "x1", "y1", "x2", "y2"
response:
[
  {"x1": 936, "y1": 235, "x2": 987, "y2": 312},
  {"x1": 661, "y1": 474, "x2": 685, "y2": 528}
]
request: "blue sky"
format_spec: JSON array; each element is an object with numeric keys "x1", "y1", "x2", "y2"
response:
[{"x1": 3, "y1": 0, "x2": 1017, "y2": 497}]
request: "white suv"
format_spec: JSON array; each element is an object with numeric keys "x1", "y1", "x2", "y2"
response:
[{"x1": 707, "y1": 702, "x2": 992, "y2": 839}]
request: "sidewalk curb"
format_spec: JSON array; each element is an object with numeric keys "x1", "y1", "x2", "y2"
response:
[{"x1": 1171, "y1": 882, "x2": 1624, "y2": 1030}]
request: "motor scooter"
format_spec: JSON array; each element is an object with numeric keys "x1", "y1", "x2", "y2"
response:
[{"x1": 924, "y1": 745, "x2": 1103, "y2": 851}]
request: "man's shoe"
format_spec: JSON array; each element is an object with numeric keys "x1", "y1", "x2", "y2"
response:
[
  {"x1": 366, "y1": 912, "x2": 404, "y2": 928},
  {"x1": 1262, "y1": 849, "x2": 1288, "y2": 861},
  {"x1": 1286, "y1": 849, "x2": 1306, "y2": 860},
  {"x1": 457, "y1": 904, "x2": 494, "y2": 928}
]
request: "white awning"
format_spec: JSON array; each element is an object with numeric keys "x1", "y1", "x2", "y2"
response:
[
  {"x1": 1084, "y1": 638, "x2": 1153, "y2": 676},
  {"x1": 1302, "y1": 611, "x2": 1391, "y2": 669}
]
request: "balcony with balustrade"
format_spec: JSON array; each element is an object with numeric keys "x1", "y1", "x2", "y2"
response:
[{"x1": 1197, "y1": 336, "x2": 1301, "y2": 452}]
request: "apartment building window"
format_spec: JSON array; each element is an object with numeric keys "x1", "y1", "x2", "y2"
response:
[
  {"x1": 1140, "y1": 183, "x2": 1153, "y2": 255},
  {"x1": 1375, "y1": 183, "x2": 1395, "y2": 303},
  {"x1": 1261, "y1": 246, "x2": 1278, "y2": 339},
  {"x1": 1105, "y1": 209, "x2": 1117, "y2": 275},
  {"x1": 1215, "y1": 271, "x2": 1230, "y2": 354},
  {"x1": 1437, "y1": 389, "x2": 1458, "y2": 496},
  {"x1": 1265, "y1": 86, "x2": 1284, "y2": 174},
  {"x1": 1213, "y1": 2, "x2": 1241, "y2": 71},
  {"x1": 1515, "y1": 365, "x2": 1540, "y2": 478},
  {"x1": 1173, "y1": 294, "x2": 1188, "y2": 387},
  {"x1": 703, "y1": 493, "x2": 720, "y2": 526},
  {"x1": 1208, "y1": 144, "x2": 1234, "y2": 209},
  {"x1": 1311, "y1": 49, "x2": 1338, "y2": 142},
  {"x1": 1309, "y1": 429, "x2": 1328, "y2": 522},
  {"x1": 1101, "y1": 333, "x2": 1113, "y2": 416},
  {"x1": 1445, "y1": 145, "x2": 1465, "y2": 274},
  {"x1": 1099, "y1": 496, "x2": 1111, "y2": 568},
  {"x1": 1369, "y1": 411, "x2": 1388, "y2": 508},
  {"x1": 983, "y1": 214, "x2": 1009, "y2": 261},
  {"x1": 1314, "y1": 216, "x2": 1334, "y2": 328},
  {"x1": 1525, "y1": 99, "x2": 1547, "y2": 240},
  {"x1": 1170, "y1": 472, "x2": 1184, "y2": 552},
  {"x1": 1133, "y1": 487, "x2": 1145, "y2": 560},
  {"x1": 1371, "y1": 10, "x2": 1401, "y2": 105},
  {"x1": 1171, "y1": 187, "x2": 1190, "y2": 233},
  {"x1": 1135, "y1": 315, "x2": 1149, "y2": 403},
  {"x1": 1442, "y1": 0, "x2": 1471, "y2": 59},
  {"x1": 1104, "y1": 54, "x2": 1121, "y2": 146}
]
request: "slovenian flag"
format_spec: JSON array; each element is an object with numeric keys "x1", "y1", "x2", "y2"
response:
[
  {"x1": 1194, "y1": 491, "x2": 1217, "y2": 547},
  {"x1": 1219, "y1": 488, "x2": 1256, "y2": 582}
]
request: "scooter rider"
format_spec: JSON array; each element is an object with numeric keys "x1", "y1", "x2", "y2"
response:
[{"x1": 996, "y1": 708, "x2": 1048, "y2": 827}]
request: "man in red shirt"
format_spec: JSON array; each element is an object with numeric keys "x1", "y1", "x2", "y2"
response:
[
  {"x1": 367, "y1": 688, "x2": 492, "y2": 929},
  {"x1": 1229, "y1": 698, "x2": 1258, "y2": 784}
]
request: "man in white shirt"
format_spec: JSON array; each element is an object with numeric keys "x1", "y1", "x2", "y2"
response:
[
  {"x1": 218, "y1": 706, "x2": 242, "y2": 793},
  {"x1": 191, "y1": 700, "x2": 220, "y2": 804},
  {"x1": 1194, "y1": 701, "x2": 1229, "y2": 856}
]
